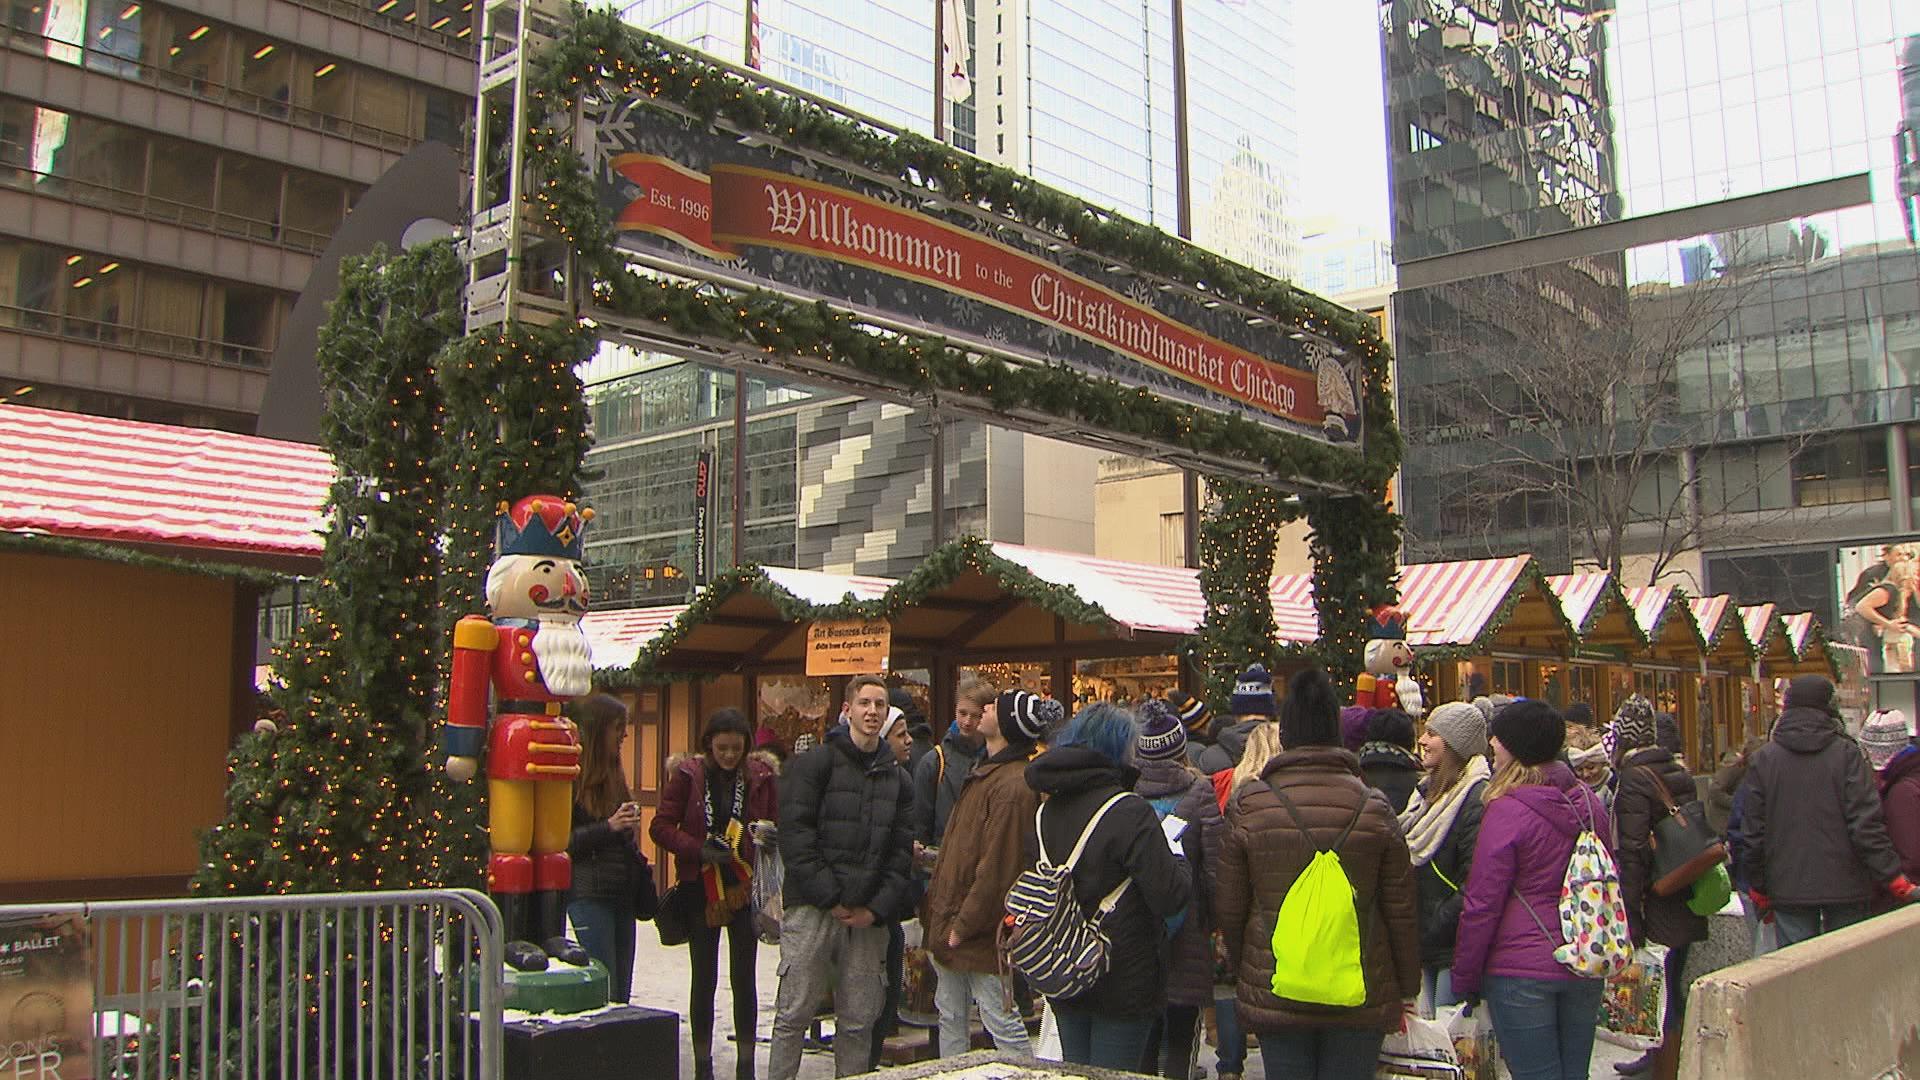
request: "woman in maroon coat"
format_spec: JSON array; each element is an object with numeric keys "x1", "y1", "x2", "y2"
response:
[
  {"x1": 1863, "y1": 710, "x2": 1920, "y2": 879},
  {"x1": 650, "y1": 708, "x2": 779, "y2": 1080}
]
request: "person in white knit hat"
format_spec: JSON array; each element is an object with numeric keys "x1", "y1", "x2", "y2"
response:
[{"x1": 1398, "y1": 701, "x2": 1491, "y2": 1014}]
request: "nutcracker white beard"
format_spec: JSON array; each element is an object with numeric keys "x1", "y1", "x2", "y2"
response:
[{"x1": 530, "y1": 618, "x2": 592, "y2": 697}]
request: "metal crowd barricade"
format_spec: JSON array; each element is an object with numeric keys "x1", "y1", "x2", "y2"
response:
[{"x1": 0, "y1": 888, "x2": 503, "y2": 1080}]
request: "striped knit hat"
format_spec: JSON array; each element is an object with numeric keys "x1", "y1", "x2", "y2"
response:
[
  {"x1": 1136, "y1": 699, "x2": 1189, "y2": 761},
  {"x1": 997, "y1": 690, "x2": 1060, "y2": 743},
  {"x1": 1167, "y1": 689, "x2": 1212, "y2": 738}
]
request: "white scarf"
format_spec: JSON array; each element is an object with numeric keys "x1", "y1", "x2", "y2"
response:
[{"x1": 1398, "y1": 754, "x2": 1491, "y2": 867}]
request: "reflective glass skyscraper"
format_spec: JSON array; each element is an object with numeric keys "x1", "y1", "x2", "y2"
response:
[{"x1": 1383, "y1": 1, "x2": 1920, "y2": 697}]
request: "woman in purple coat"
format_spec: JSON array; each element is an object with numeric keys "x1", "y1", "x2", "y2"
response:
[{"x1": 1451, "y1": 701, "x2": 1612, "y2": 1080}]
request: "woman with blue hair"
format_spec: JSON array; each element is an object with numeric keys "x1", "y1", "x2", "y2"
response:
[{"x1": 1025, "y1": 701, "x2": 1192, "y2": 1069}]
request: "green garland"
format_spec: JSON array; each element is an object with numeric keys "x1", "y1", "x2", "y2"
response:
[
  {"x1": 0, "y1": 530, "x2": 290, "y2": 587},
  {"x1": 1190, "y1": 479, "x2": 1287, "y2": 705}
]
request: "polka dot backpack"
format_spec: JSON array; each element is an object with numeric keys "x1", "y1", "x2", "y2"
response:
[{"x1": 1515, "y1": 788, "x2": 1634, "y2": 978}]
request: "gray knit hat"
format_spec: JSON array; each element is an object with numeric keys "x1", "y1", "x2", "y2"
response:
[
  {"x1": 1862, "y1": 709, "x2": 1912, "y2": 770},
  {"x1": 1611, "y1": 695, "x2": 1658, "y2": 758},
  {"x1": 1425, "y1": 701, "x2": 1488, "y2": 760}
]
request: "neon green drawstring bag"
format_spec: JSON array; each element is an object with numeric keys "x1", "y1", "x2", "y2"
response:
[
  {"x1": 1687, "y1": 862, "x2": 1733, "y2": 917},
  {"x1": 1265, "y1": 786, "x2": 1368, "y2": 1007}
]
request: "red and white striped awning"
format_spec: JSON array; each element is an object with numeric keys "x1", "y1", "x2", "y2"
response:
[
  {"x1": 1269, "y1": 573, "x2": 1320, "y2": 644},
  {"x1": 1689, "y1": 594, "x2": 1736, "y2": 648},
  {"x1": 1396, "y1": 556, "x2": 1535, "y2": 646},
  {"x1": 1623, "y1": 585, "x2": 1679, "y2": 639},
  {"x1": 581, "y1": 604, "x2": 688, "y2": 669},
  {"x1": 0, "y1": 404, "x2": 330, "y2": 560},
  {"x1": 1739, "y1": 602, "x2": 1778, "y2": 653},
  {"x1": 1546, "y1": 572, "x2": 1612, "y2": 632},
  {"x1": 1782, "y1": 611, "x2": 1818, "y2": 655},
  {"x1": 760, "y1": 565, "x2": 894, "y2": 605},
  {"x1": 989, "y1": 542, "x2": 1204, "y2": 636}
]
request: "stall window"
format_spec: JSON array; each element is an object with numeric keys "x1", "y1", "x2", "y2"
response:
[
  {"x1": 1489, "y1": 659, "x2": 1524, "y2": 696},
  {"x1": 1075, "y1": 655, "x2": 1180, "y2": 705},
  {"x1": 962, "y1": 664, "x2": 1053, "y2": 702},
  {"x1": 754, "y1": 675, "x2": 832, "y2": 750}
]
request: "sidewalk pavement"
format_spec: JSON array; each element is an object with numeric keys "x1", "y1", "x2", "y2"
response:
[{"x1": 619, "y1": 926, "x2": 1642, "y2": 1080}]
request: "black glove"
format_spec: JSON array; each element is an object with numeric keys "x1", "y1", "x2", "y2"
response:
[
  {"x1": 699, "y1": 838, "x2": 732, "y2": 865},
  {"x1": 1461, "y1": 994, "x2": 1482, "y2": 1016}
]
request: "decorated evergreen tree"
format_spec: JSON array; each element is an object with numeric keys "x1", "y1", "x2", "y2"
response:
[{"x1": 195, "y1": 241, "x2": 462, "y2": 894}]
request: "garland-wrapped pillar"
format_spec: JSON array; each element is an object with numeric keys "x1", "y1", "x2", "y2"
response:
[
  {"x1": 1192, "y1": 478, "x2": 1289, "y2": 708},
  {"x1": 1305, "y1": 493, "x2": 1402, "y2": 691}
]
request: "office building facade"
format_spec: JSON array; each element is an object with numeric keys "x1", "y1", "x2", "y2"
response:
[
  {"x1": 0, "y1": 0, "x2": 475, "y2": 431},
  {"x1": 1383, "y1": 1, "x2": 1920, "y2": 700}
]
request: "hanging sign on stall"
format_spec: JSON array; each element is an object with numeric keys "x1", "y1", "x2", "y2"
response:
[{"x1": 806, "y1": 618, "x2": 893, "y2": 676}]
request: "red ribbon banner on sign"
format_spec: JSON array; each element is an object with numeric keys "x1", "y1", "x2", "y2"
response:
[{"x1": 610, "y1": 153, "x2": 1326, "y2": 427}]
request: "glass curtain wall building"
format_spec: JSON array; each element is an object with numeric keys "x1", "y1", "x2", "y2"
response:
[
  {"x1": 591, "y1": 0, "x2": 1306, "y2": 597},
  {"x1": 0, "y1": 0, "x2": 474, "y2": 430},
  {"x1": 1383, "y1": 0, "x2": 1920, "y2": 696}
]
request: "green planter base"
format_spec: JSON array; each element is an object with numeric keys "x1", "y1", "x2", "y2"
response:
[{"x1": 502, "y1": 960, "x2": 609, "y2": 1015}]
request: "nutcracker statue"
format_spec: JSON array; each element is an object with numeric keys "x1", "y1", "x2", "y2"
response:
[
  {"x1": 1355, "y1": 605, "x2": 1424, "y2": 718},
  {"x1": 445, "y1": 495, "x2": 597, "y2": 972}
]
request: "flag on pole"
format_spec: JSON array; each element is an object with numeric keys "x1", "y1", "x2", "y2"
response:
[{"x1": 941, "y1": 0, "x2": 972, "y2": 103}]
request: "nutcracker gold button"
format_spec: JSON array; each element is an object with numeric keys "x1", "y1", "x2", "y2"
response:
[
  {"x1": 517, "y1": 634, "x2": 531, "y2": 646},
  {"x1": 523, "y1": 671, "x2": 537, "y2": 683},
  {"x1": 520, "y1": 652, "x2": 533, "y2": 663}
]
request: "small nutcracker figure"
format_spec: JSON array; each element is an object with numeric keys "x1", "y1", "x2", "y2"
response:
[
  {"x1": 444, "y1": 495, "x2": 597, "y2": 971},
  {"x1": 1355, "y1": 605, "x2": 1424, "y2": 718}
]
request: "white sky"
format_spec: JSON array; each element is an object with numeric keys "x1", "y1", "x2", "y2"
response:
[{"x1": 1286, "y1": 3, "x2": 1393, "y2": 238}]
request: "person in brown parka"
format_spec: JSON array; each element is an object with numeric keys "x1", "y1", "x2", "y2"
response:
[
  {"x1": 1214, "y1": 667, "x2": 1420, "y2": 1080},
  {"x1": 920, "y1": 688, "x2": 1054, "y2": 1058}
]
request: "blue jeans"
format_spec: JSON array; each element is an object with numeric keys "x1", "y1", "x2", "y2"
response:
[
  {"x1": 1054, "y1": 1007, "x2": 1154, "y2": 1071},
  {"x1": 566, "y1": 895, "x2": 636, "y2": 1002},
  {"x1": 1257, "y1": 1027, "x2": 1384, "y2": 1080},
  {"x1": 1421, "y1": 966, "x2": 1460, "y2": 1017},
  {"x1": 1773, "y1": 902, "x2": 1871, "y2": 948},
  {"x1": 1482, "y1": 975, "x2": 1605, "y2": 1080},
  {"x1": 1214, "y1": 993, "x2": 1247, "y2": 1074}
]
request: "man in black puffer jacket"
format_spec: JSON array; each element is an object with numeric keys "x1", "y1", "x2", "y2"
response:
[
  {"x1": 1743, "y1": 675, "x2": 1917, "y2": 948},
  {"x1": 770, "y1": 674, "x2": 915, "y2": 1080}
]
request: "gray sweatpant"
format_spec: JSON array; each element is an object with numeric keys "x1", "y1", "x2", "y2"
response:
[{"x1": 768, "y1": 904, "x2": 889, "y2": 1080}]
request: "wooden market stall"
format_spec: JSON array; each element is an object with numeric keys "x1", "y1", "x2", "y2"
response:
[
  {"x1": 591, "y1": 536, "x2": 1206, "y2": 872},
  {"x1": 0, "y1": 405, "x2": 329, "y2": 901}
]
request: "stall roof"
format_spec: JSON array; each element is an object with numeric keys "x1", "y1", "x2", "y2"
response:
[
  {"x1": 0, "y1": 404, "x2": 329, "y2": 564},
  {"x1": 582, "y1": 605, "x2": 687, "y2": 669},
  {"x1": 1546, "y1": 573, "x2": 1612, "y2": 633}
]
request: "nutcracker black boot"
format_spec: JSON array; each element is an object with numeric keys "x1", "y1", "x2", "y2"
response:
[
  {"x1": 495, "y1": 893, "x2": 548, "y2": 972},
  {"x1": 537, "y1": 888, "x2": 591, "y2": 967}
]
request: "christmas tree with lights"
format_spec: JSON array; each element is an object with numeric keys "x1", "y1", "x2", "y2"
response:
[{"x1": 194, "y1": 242, "x2": 465, "y2": 896}]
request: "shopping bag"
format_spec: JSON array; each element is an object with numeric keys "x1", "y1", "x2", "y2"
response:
[
  {"x1": 750, "y1": 841, "x2": 784, "y2": 945},
  {"x1": 1443, "y1": 1004, "x2": 1505, "y2": 1080},
  {"x1": 1377, "y1": 1013, "x2": 1463, "y2": 1079},
  {"x1": 1596, "y1": 944, "x2": 1669, "y2": 1050},
  {"x1": 897, "y1": 920, "x2": 940, "y2": 1028},
  {"x1": 1035, "y1": 998, "x2": 1061, "y2": 1061}
]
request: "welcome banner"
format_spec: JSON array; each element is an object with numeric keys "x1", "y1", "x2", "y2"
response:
[{"x1": 594, "y1": 109, "x2": 1360, "y2": 448}]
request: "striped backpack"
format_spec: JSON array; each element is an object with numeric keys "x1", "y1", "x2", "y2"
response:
[{"x1": 999, "y1": 792, "x2": 1134, "y2": 999}]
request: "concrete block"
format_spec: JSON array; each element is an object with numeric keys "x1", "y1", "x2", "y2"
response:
[{"x1": 1680, "y1": 906, "x2": 1920, "y2": 1080}]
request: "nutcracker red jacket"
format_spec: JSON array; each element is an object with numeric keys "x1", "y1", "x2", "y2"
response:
[{"x1": 649, "y1": 752, "x2": 778, "y2": 885}]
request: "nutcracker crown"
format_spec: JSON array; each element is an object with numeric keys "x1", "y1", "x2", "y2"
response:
[
  {"x1": 495, "y1": 494, "x2": 593, "y2": 561},
  {"x1": 1367, "y1": 604, "x2": 1408, "y2": 641}
]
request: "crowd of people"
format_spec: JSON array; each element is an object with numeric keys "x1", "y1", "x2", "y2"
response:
[{"x1": 559, "y1": 665, "x2": 1920, "y2": 1080}]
